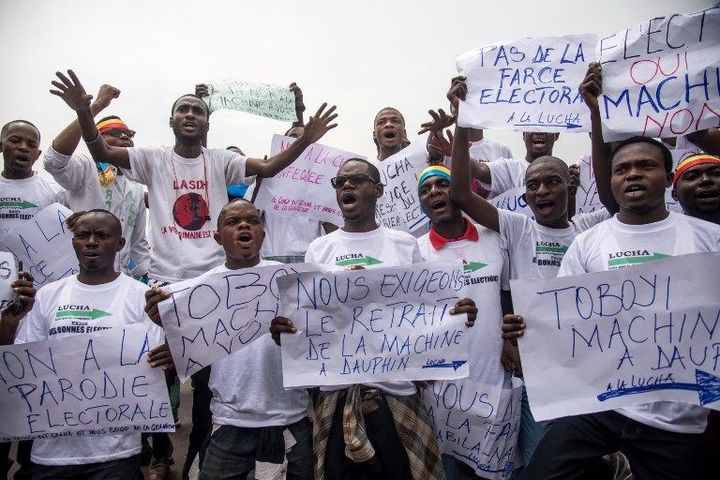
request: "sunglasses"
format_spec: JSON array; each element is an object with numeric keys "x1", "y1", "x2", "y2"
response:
[
  {"x1": 330, "y1": 174, "x2": 379, "y2": 189},
  {"x1": 103, "y1": 128, "x2": 136, "y2": 139}
]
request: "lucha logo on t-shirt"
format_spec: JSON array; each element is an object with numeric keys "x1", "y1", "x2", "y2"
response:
[{"x1": 173, "y1": 192, "x2": 210, "y2": 231}]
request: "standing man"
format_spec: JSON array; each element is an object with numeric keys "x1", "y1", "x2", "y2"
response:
[{"x1": 374, "y1": 107, "x2": 410, "y2": 161}]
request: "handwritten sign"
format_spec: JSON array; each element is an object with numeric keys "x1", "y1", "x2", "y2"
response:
[
  {"x1": 423, "y1": 377, "x2": 522, "y2": 479},
  {"x1": 457, "y1": 34, "x2": 598, "y2": 132},
  {"x1": 201, "y1": 80, "x2": 297, "y2": 121},
  {"x1": 158, "y1": 263, "x2": 320, "y2": 381},
  {"x1": 0, "y1": 323, "x2": 173, "y2": 442},
  {"x1": 597, "y1": 6, "x2": 720, "y2": 141},
  {"x1": 279, "y1": 262, "x2": 470, "y2": 387},
  {"x1": 374, "y1": 142, "x2": 430, "y2": 233},
  {"x1": 0, "y1": 252, "x2": 17, "y2": 311},
  {"x1": 0, "y1": 203, "x2": 78, "y2": 288},
  {"x1": 490, "y1": 186, "x2": 533, "y2": 219},
  {"x1": 511, "y1": 252, "x2": 720, "y2": 421},
  {"x1": 253, "y1": 135, "x2": 364, "y2": 226}
]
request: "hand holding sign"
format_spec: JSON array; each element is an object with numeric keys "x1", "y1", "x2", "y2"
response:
[{"x1": 578, "y1": 62, "x2": 602, "y2": 113}]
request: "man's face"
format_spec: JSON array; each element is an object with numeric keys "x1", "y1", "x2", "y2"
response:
[
  {"x1": 522, "y1": 132, "x2": 559, "y2": 160},
  {"x1": 610, "y1": 143, "x2": 672, "y2": 215},
  {"x1": 419, "y1": 175, "x2": 457, "y2": 224},
  {"x1": 334, "y1": 161, "x2": 382, "y2": 223},
  {"x1": 71, "y1": 213, "x2": 124, "y2": 274},
  {"x1": 101, "y1": 127, "x2": 135, "y2": 148},
  {"x1": 373, "y1": 109, "x2": 406, "y2": 151},
  {"x1": 673, "y1": 163, "x2": 720, "y2": 217},
  {"x1": 170, "y1": 96, "x2": 209, "y2": 142},
  {"x1": 524, "y1": 162, "x2": 569, "y2": 225},
  {"x1": 1, "y1": 122, "x2": 40, "y2": 176},
  {"x1": 214, "y1": 202, "x2": 265, "y2": 264}
]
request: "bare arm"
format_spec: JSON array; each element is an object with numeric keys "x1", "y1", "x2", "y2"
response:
[
  {"x1": 449, "y1": 125, "x2": 500, "y2": 232},
  {"x1": 686, "y1": 128, "x2": 720, "y2": 156},
  {"x1": 246, "y1": 103, "x2": 338, "y2": 177},
  {"x1": 50, "y1": 70, "x2": 131, "y2": 169},
  {"x1": 580, "y1": 63, "x2": 618, "y2": 213}
]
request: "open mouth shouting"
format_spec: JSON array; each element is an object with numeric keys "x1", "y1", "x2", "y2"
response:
[
  {"x1": 429, "y1": 198, "x2": 448, "y2": 213},
  {"x1": 624, "y1": 183, "x2": 647, "y2": 199},
  {"x1": 340, "y1": 191, "x2": 358, "y2": 210},
  {"x1": 182, "y1": 121, "x2": 197, "y2": 133},
  {"x1": 694, "y1": 187, "x2": 720, "y2": 207},
  {"x1": 236, "y1": 231, "x2": 254, "y2": 247},
  {"x1": 534, "y1": 199, "x2": 555, "y2": 215}
]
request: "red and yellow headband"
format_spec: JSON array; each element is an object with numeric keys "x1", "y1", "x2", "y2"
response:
[
  {"x1": 673, "y1": 154, "x2": 720, "y2": 188},
  {"x1": 96, "y1": 116, "x2": 129, "y2": 135}
]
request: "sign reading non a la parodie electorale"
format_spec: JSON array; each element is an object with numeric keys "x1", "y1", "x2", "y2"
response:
[
  {"x1": 423, "y1": 377, "x2": 523, "y2": 480},
  {"x1": 0, "y1": 203, "x2": 79, "y2": 288},
  {"x1": 0, "y1": 252, "x2": 18, "y2": 311},
  {"x1": 0, "y1": 323, "x2": 173, "y2": 442},
  {"x1": 511, "y1": 252, "x2": 720, "y2": 421},
  {"x1": 457, "y1": 34, "x2": 598, "y2": 133},
  {"x1": 158, "y1": 263, "x2": 321, "y2": 381},
  {"x1": 253, "y1": 135, "x2": 365, "y2": 226},
  {"x1": 374, "y1": 141, "x2": 431, "y2": 233},
  {"x1": 201, "y1": 80, "x2": 297, "y2": 121},
  {"x1": 597, "y1": 6, "x2": 720, "y2": 141},
  {"x1": 279, "y1": 261, "x2": 470, "y2": 388}
]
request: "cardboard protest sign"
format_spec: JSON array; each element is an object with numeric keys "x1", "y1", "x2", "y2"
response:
[
  {"x1": 374, "y1": 142, "x2": 430, "y2": 233},
  {"x1": 457, "y1": 34, "x2": 598, "y2": 132},
  {"x1": 279, "y1": 261, "x2": 470, "y2": 388},
  {"x1": 0, "y1": 252, "x2": 17, "y2": 311},
  {"x1": 575, "y1": 154, "x2": 604, "y2": 214},
  {"x1": 252, "y1": 135, "x2": 365, "y2": 226},
  {"x1": 490, "y1": 186, "x2": 533, "y2": 219},
  {"x1": 0, "y1": 323, "x2": 173, "y2": 442},
  {"x1": 158, "y1": 263, "x2": 320, "y2": 381},
  {"x1": 597, "y1": 6, "x2": 720, "y2": 141},
  {"x1": 0, "y1": 203, "x2": 78, "y2": 288},
  {"x1": 423, "y1": 377, "x2": 522, "y2": 479},
  {"x1": 201, "y1": 80, "x2": 297, "y2": 121},
  {"x1": 511, "y1": 252, "x2": 720, "y2": 421}
]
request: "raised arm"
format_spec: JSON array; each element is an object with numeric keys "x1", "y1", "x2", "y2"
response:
[
  {"x1": 50, "y1": 70, "x2": 131, "y2": 169},
  {"x1": 51, "y1": 84, "x2": 120, "y2": 156},
  {"x1": 579, "y1": 62, "x2": 618, "y2": 213},
  {"x1": 450, "y1": 125, "x2": 500, "y2": 232},
  {"x1": 289, "y1": 82, "x2": 306, "y2": 127},
  {"x1": 245, "y1": 103, "x2": 338, "y2": 178}
]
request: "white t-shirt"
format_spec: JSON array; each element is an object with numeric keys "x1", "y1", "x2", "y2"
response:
[
  {"x1": 305, "y1": 226, "x2": 424, "y2": 396},
  {"x1": 15, "y1": 273, "x2": 163, "y2": 465},
  {"x1": 499, "y1": 209, "x2": 610, "y2": 280},
  {"x1": 487, "y1": 158, "x2": 529, "y2": 198},
  {"x1": 0, "y1": 172, "x2": 65, "y2": 235},
  {"x1": 124, "y1": 146, "x2": 248, "y2": 283},
  {"x1": 469, "y1": 138, "x2": 514, "y2": 163},
  {"x1": 43, "y1": 148, "x2": 150, "y2": 277},
  {"x1": 417, "y1": 224, "x2": 509, "y2": 384},
  {"x1": 560, "y1": 212, "x2": 720, "y2": 433},
  {"x1": 208, "y1": 261, "x2": 309, "y2": 428}
]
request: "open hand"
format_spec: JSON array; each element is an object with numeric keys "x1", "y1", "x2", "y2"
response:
[
  {"x1": 418, "y1": 108, "x2": 456, "y2": 135},
  {"x1": 300, "y1": 103, "x2": 338, "y2": 144},
  {"x1": 50, "y1": 70, "x2": 93, "y2": 112},
  {"x1": 145, "y1": 288, "x2": 170, "y2": 326},
  {"x1": 427, "y1": 129, "x2": 453, "y2": 160}
]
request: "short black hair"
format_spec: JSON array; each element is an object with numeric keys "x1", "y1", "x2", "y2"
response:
[
  {"x1": 78, "y1": 209, "x2": 122, "y2": 236},
  {"x1": 374, "y1": 107, "x2": 405, "y2": 126},
  {"x1": 340, "y1": 158, "x2": 382, "y2": 184},
  {"x1": 526, "y1": 156, "x2": 570, "y2": 181},
  {"x1": 217, "y1": 198, "x2": 266, "y2": 229},
  {"x1": 610, "y1": 136, "x2": 673, "y2": 173},
  {"x1": 171, "y1": 94, "x2": 210, "y2": 116},
  {"x1": 1, "y1": 120, "x2": 40, "y2": 142}
]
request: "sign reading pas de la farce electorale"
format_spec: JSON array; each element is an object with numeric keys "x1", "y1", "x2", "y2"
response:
[
  {"x1": 0, "y1": 324, "x2": 173, "y2": 442},
  {"x1": 0, "y1": 203, "x2": 79, "y2": 288},
  {"x1": 457, "y1": 34, "x2": 598, "y2": 132},
  {"x1": 200, "y1": 80, "x2": 297, "y2": 121},
  {"x1": 158, "y1": 263, "x2": 321, "y2": 382},
  {"x1": 511, "y1": 252, "x2": 720, "y2": 421},
  {"x1": 252, "y1": 135, "x2": 365, "y2": 226},
  {"x1": 279, "y1": 261, "x2": 470, "y2": 388},
  {"x1": 597, "y1": 6, "x2": 720, "y2": 141}
]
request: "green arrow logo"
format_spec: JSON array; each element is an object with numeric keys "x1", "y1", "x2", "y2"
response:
[
  {"x1": 608, "y1": 252, "x2": 669, "y2": 267},
  {"x1": 463, "y1": 261, "x2": 487, "y2": 273},
  {"x1": 336, "y1": 256, "x2": 383, "y2": 267},
  {"x1": 535, "y1": 245, "x2": 568, "y2": 254},
  {"x1": 55, "y1": 309, "x2": 112, "y2": 320},
  {"x1": 0, "y1": 200, "x2": 37, "y2": 209}
]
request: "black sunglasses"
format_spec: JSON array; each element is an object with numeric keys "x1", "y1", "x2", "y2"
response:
[
  {"x1": 103, "y1": 128, "x2": 136, "y2": 139},
  {"x1": 330, "y1": 173, "x2": 379, "y2": 189}
]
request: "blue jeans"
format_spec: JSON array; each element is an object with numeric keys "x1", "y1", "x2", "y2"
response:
[
  {"x1": 32, "y1": 454, "x2": 140, "y2": 480},
  {"x1": 199, "y1": 418, "x2": 313, "y2": 480}
]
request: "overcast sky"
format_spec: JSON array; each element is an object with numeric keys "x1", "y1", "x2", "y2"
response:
[{"x1": 1, "y1": 0, "x2": 713, "y2": 167}]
